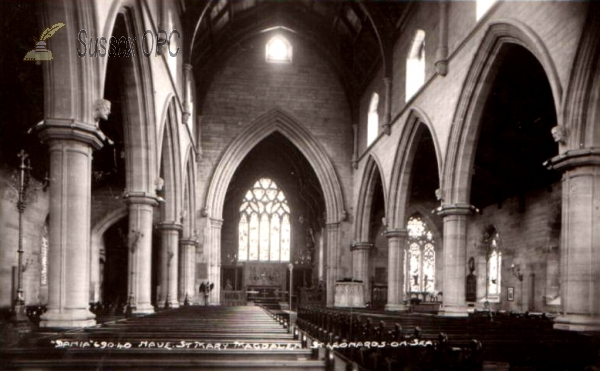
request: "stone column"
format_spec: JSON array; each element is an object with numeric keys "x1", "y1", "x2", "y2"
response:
[
  {"x1": 209, "y1": 218, "x2": 223, "y2": 305},
  {"x1": 326, "y1": 222, "x2": 340, "y2": 307},
  {"x1": 179, "y1": 239, "x2": 198, "y2": 305},
  {"x1": 123, "y1": 193, "x2": 157, "y2": 314},
  {"x1": 382, "y1": 77, "x2": 392, "y2": 135},
  {"x1": 385, "y1": 229, "x2": 408, "y2": 311},
  {"x1": 157, "y1": 222, "x2": 181, "y2": 309},
  {"x1": 546, "y1": 149, "x2": 600, "y2": 331},
  {"x1": 351, "y1": 242, "x2": 372, "y2": 304},
  {"x1": 37, "y1": 120, "x2": 104, "y2": 328},
  {"x1": 437, "y1": 204, "x2": 472, "y2": 317}
]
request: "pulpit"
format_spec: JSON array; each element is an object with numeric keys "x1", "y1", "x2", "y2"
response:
[{"x1": 334, "y1": 281, "x2": 365, "y2": 307}]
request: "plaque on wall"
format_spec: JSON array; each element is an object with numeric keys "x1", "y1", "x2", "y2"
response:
[{"x1": 196, "y1": 263, "x2": 208, "y2": 279}]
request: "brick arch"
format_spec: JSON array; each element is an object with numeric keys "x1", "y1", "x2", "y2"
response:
[
  {"x1": 443, "y1": 20, "x2": 562, "y2": 205},
  {"x1": 387, "y1": 108, "x2": 442, "y2": 230},
  {"x1": 204, "y1": 108, "x2": 346, "y2": 224},
  {"x1": 354, "y1": 154, "x2": 386, "y2": 242}
]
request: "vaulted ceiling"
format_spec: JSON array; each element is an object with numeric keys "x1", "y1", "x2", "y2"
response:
[{"x1": 184, "y1": 0, "x2": 412, "y2": 107}]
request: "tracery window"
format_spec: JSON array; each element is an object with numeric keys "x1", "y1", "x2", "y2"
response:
[
  {"x1": 266, "y1": 35, "x2": 292, "y2": 64},
  {"x1": 367, "y1": 93, "x2": 379, "y2": 146},
  {"x1": 484, "y1": 227, "x2": 502, "y2": 301},
  {"x1": 406, "y1": 30, "x2": 426, "y2": 101},
  {"x1": 405, "y1": 214, "x2": 435, "y2": 293},
  {"x1": 239, "y1": 178, "x2": 290, "y2": 262}
]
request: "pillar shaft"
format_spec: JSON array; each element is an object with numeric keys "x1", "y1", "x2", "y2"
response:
[
  {"x1": 326, "y1": 222, "x2": 340, "y2": 307},
  {"x1": 157, "y1": 223, "x2": 182, "y2": 308},
  {"x1": 547, "y1": 150, "x2": 600, "y2": 331},
  {"x1": 385, "y1": 229, "x2": 408, "y2": 311},
  {"x1": 179, "y1": 239, "x2": 198, "y2": 304},
  {"x1": 208, "y1": 218, "x2": 223, "y2": 305},
  {"x1": 124, "y1": 193, "x2": 157, "y2": 314},
  {"x1": 38, "y1": 121, "x2": 104, "y2": 328},
  {"x1": 438, "y1": 204, "x2": 472, "y2": 317},
  {"x1": 351, "y1": 242, "x2": 372, "y2": 303}
]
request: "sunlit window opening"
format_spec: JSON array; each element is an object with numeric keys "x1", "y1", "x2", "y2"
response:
[
  {"x1": 266, "y1": 36, "x2": 292, "y2": 64},
  {"x1": 476, "y1": 0, "x2": 497, "y2": 20},
  {"x1": 41, "y1": 222, "x2": 48, "y2": 286},
  {"x1": 367, "y1": 93, "x2": 379, "y2": 146},
  {"x1": 239, "y1": 178, "x2": 291, "y2": 262},
  {"x1": 406, "y1": 30, "x2": 426, "y2": 101},
  {"x1": 405, "y1": 214, "x2": 435, "y2": 293},
  {"x1": 485, "y1": 228, "x2": 502, "y2": 301}
]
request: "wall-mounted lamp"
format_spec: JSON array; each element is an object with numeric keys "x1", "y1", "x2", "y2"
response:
[{"x1": 510, "y1": 264, "x2": 523, "y2": 281}]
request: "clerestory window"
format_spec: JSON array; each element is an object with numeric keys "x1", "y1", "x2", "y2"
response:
[
  {"x1": 266, "y1": 35, "x2": 292, "y2": 64},
  {"x1": 406, "y1": 30, "x2": 426, "y2": 101},
  {"x1": 238, "y1": 178, "x2": 291, "y2": 262},
  {"x1": 367, "y1": 93, "x2": 379, "y2": 146}
]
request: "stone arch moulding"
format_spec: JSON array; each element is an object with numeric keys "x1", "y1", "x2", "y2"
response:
[
  {"x1": 443, "y1": 20, "x2": 562, "y2": 205},
  {"x1": 181, "y1": 145, "x2": 197, "y2": 238},
  {"x1": 203, "y1": 108, "x2": 347, "y2": 224},
  {"x1": 388, "y1": 107, "x2": 442, "y2": 230},
  {"x1": 354, "y1": 154, "x2": 387, "y2": 242},
  {"x1": 100, "y1": 3, "x2": 158, "y2": 195},
  {"x1": 158, "y1": 99, "x2": 183, "y2": 223}
]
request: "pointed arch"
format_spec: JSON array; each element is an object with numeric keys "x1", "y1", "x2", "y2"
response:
[
  {"x1": 388, "y1": 108, "x2": 442, "y2": 229},
  {"x1": 204, "y1": 108, "x2": 346, "y2": 224},
  {"x1": 443, "y1": 20, "x2": 562, "y2": 205},
  {"x1": 158, "y1": 99, "x2": 183, "y2": 222},
  {"x1": 181, "y1": 146, "x2": 197, "y2": 238},
  {"x1": 100, "y1": 3, "x2": 158, "y2": 194},
  {"x1": 354, "y1": 154, "x2": 387, "y2": 242}
]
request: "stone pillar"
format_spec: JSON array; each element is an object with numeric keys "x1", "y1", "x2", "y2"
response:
[
  {"x1": 385, "y1": 229, "x2": 408, "y2": 311},
  {"x1": 351, "y1": 242, "x2": 372, "y2": 303},
  {"x1": 326, "y1": 222, "x2": 340, "y2": 307},
  {"x1": 157, "y1": 222, "x2": 181, "y2": 309},
  {"x1": 123, "y1": 193, "x2": 157, "y2": 314},
  {"x1": 37, "y1": 120, "x2": 104, "y2": 328},
  {"x1": 546, "y1": 149, "x2": 600, "y2": 331},
  {"x1": 179, "y1": 239, "x2": 198, "y2": 305},
  {"x1": 208, "y1": 218, "x2": 223, "y2": 305},
  {"x1": 382, "y1": 77, "x2": 392, "y2": 135},
  {"x1": 437, "y1": 204, "x2": 472, "y2": 317}
]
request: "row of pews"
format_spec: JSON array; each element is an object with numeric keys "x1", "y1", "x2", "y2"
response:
[
  {"x1": 1, "y1": 306, "x2": 329, "y2": 371},
  {"x1": 296, "y1": 306, "x2": 600, "y2": 371}
]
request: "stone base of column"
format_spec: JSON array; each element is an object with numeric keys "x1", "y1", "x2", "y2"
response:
[
  {"x1": 385, "y1": 303, "x2": 408, "y2": 312},
  {"x1": 39, "y1": 309, "x2": 96, "y2": 329},
  {"x1": 165, "y1": 299, "x2": 180, "y2": 309},
  {"x1": 438, "y1": 305, "x2": 470, "y2": 317},
  {"x1": 132, "y1": 303, "x2": 155, "y2": 315},
  {"x1": 553, "y1": 315, "x2": 600, "y2": 332}
]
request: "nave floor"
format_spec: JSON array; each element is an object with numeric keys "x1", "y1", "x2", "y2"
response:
[{"x1": 0, "y1": 306, "x2": 327, "y2": 371}]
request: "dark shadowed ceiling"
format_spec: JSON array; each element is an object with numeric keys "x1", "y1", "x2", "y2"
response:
[{"x1": 185, "y1": 0, "x2": 412, "y2": 106}]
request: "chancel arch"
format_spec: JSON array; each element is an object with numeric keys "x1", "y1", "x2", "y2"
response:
[{"x1": 203, "y1": 109, "x2": 346, "y2": 305}]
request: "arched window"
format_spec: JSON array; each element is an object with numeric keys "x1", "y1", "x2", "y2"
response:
[
  {"x1": 406, "y1": 30, "x2": 426, "y2": 101},
  {"x1": 405, "y1": 214, "x2": 435, "y2": 293},
  {"x1": 266, "y1": 35, "x2": 292, "y2": 64},
  {"x1": 483, "y1": 226, "x2": 502, "y2": 302},
  {"x1": 40, "y1": 220, "x2": 49, "y2": 286},
  {"x1": 239, "y1": 178, "x2": 291, "y2": 262},
  {"x1": 476, "y1": 0, "x2": 497, "y2": 20},
  {"x1": 367, "y1": 93, "x2": 379, "y2": 146}
]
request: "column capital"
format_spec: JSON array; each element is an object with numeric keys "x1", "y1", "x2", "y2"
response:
[
  {"x1": 123, "y1": 191, "x2": 159, "y2": 206},
  {"x1": 384, "y1": 228, "x2": 408, "y2": 239},
  {"x1": 183, "y1": 63, "x2": 193, "y2": 73},
  {"x1": 544, "y1": 147, "x2": 600, "y2": 172},
  {"x1": 436, "y1": 203, "x2": 475, "y2": 217},
  {"x1": 350, "y1": 242, "x2": 373, "y2": 251},
  {"x1": 210, "y1": 217, "x2": 224, "y2": 228},
  {"x1": 179, "y1": 239, "x2": 199, "y2": 248},
  {"x1": 156, "y1": 222, "x2": 183, "y2": 232},
  {"x1": 35, "y1": 118, "x2": 106, "y2": 150}
]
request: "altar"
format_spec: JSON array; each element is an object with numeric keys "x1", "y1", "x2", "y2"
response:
[{"x1": 334, "y1": 281, "x2": 365, "y2": 307}]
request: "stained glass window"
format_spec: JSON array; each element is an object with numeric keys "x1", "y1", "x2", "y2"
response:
[
  {"x1": 405, "y1": 214, "x2": 435, "y2": 293},
  {"x1": 485, "y1": 228, "x2": 502, "y2": 301},
  {"x1": 239, "y1": 178, "x2": 290, "y2": 262}
]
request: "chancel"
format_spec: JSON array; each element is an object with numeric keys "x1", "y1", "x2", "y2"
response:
[{"x1": 0, "y1": 1, "x2": 599, "y2": 370}]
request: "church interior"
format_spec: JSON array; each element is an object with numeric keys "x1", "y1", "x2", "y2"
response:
[{"x1": 0, "y1": 0, "x2": 599, "y2": 370}]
